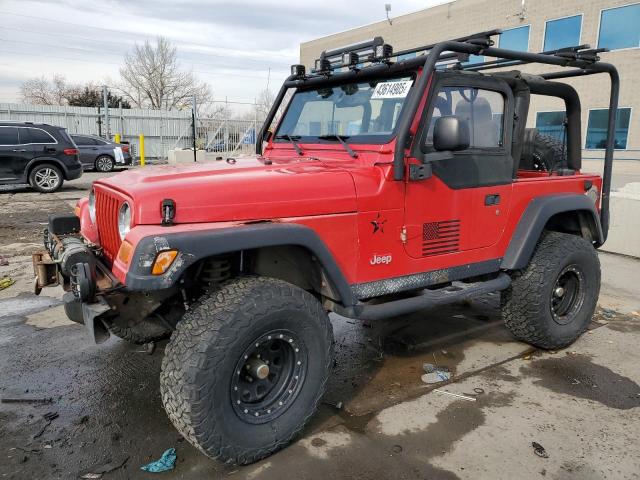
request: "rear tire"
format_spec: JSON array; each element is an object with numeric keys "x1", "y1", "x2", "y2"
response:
[
  {"x1": 95, "y1": 155, "x2": 114, "y2": 172},
  {"x1": 29, "y1": 164, "x2": 63, "y2": 193},
  {"x1": 502, "y1": 231, "x2": 600, "y2": 349},
  {"x1": 160, "y1": 276, "x2": 333, "y2": 465}
]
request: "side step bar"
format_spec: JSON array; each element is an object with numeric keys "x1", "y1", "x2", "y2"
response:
[{"x1": 337, "y1": 273, "x2": 511, "y2": 321}]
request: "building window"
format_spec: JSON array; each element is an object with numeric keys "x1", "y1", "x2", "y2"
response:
[
  {"x1": 396, "y1": 52, "x2": 416, "y2": 61},
  {"x1": 585, "y1": 108, "x2": 632, "y2": 150},
  {"x1": 499, "y1": 25, "x2": 530, "y2": 52},
  {"x1": 535, "y1": 111, "x2": 566, "y2": 140},
  {"x1": 598, "y1": 4, "x2": 640, "y2": 51},
  {"x1": 463, "y1": 54, "x2": 485, "y2": 66},
  {"x1": 543, "y1": 15, "x2": 582, "y2": 51}
]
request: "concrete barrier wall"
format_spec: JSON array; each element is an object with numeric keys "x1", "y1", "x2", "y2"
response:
[{"x1": 601, "y1": 183, "x2": 640, "y2": 258}]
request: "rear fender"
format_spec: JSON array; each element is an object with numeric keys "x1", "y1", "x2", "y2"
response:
[{"x1": 501, "y1": 194, "x2": 603, "y2": 271}]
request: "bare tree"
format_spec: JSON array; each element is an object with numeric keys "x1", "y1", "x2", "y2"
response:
[
  {"x1": 20, "y1": 74, "x2": 69, "y2": 105},
  {"x1": 119, "y1": 37, "x2": 212, "y2": 111}
]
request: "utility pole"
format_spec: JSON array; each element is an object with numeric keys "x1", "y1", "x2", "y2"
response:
[
  {"x1": 192, "y1": 95, "x2": 197, "y2": 162},
  {"x1": 102, "y1": 85, "x2": 110, "y2": 140}
]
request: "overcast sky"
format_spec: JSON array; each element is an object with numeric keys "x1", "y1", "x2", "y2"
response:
[{"x1": 0, "y1": 0, "x2": 445, "y2": 108}]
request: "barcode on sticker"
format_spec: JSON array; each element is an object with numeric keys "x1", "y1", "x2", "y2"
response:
[{"x1": 371, "y1": 80, "x2": 413, "y2": 99}]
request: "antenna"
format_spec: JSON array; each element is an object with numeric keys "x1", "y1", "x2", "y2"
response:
[{"x1": 385, "y1": 4, "x2": 392, "y2": 25}]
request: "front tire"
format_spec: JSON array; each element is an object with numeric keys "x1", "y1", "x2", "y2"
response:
[
  {"x1": 29, "y1": 164, "x2": 63, "y2": 193},
  {"x1": 160, "y1": 277, "x2": 333, "y2": 465},
  {"x1": 502, "y1": 231, "x2": 600, "y2": 349},
  {"x1": 95, "y1": 155, "x2": 114, "y2": 172}
]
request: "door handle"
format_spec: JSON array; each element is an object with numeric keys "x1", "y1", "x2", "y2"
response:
[
  {"x1": 91, "y1": 147, "x2": 98, "y2": 150},
  {"x1": 484, "y1": 194, "x2": 501, "y2": 206},
  {"x1": 12, "y1": 149, "x2": 26, "y2": 152}
]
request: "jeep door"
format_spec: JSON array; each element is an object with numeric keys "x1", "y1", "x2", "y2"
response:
[{"x1": 403, "y1": 74, "x2": 514, "y2": 262}]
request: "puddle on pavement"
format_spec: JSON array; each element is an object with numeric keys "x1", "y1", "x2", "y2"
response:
[
  {"x1": 326, "y1": 294, "x2": 530, "y2": 417},
  {"x1": 0, "y1": 293, "x2": 62, "y2": 322},
  {"x1": 521, "y1": 353, "x2": 640, "y2": 410}
]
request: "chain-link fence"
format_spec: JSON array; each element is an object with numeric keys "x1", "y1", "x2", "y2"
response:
[{"x1": 0, "y1": 102, "x2": 264, "y2": 161}]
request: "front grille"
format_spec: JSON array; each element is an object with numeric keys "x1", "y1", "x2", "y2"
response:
[
  {"x1": 95, "y1": 188, "x2": 123, "y2": 261},
  {"x1": 422, "y1": 220, "x2": 460, "y2": 256}
]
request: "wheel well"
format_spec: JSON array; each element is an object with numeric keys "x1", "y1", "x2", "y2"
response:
[
  {"x1": 27, "y1": 160, "x2": 64, "y2": 180},
  {"x1": 190, "y1": 246, "x2": 340, "y2": 303},
  {"x1": 544, "y1": 210, "x2": 599, "y2": 242}
]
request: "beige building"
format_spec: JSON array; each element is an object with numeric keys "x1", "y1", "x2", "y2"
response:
[{"x1": 300, "y1": 0, "x2": 640, "y2": 160}]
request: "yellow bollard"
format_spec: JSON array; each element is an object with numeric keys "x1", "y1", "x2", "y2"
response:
[
  {"x1": 139, "y1": 134, "x2": 145, "y2": 167},
  {"x1": 114, "y1": 133, "x2": 121, "y2": 144}
]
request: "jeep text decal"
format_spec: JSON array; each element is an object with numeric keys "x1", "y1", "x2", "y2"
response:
[{"x1": 370, "y1": 254, "x2": 392, "y2": 265}]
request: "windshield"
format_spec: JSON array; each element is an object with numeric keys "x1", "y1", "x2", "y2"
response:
[{"x1": 274, "y1": 76, "x2": 414, "y2": 144}]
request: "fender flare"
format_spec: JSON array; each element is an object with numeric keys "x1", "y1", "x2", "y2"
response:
[
  {"x1": 125, "y1": 222, "x2": 357, "y2": 306},
  {"x1": 501, "y1": 194, "x2": 603, "y2": 271},
  {"x1": 24, "y1": 157, "x2": 70, "y2": 181}
]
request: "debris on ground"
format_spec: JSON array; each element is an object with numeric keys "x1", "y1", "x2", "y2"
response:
[
  {"x1": 433, "y1": 389, "x2": 476, "y2": 402},
  {"x1": 0, "y1": 277, "x2": 15, "y2": 290},
  {"x1": 0, "y1": 255, "x2": 8, "y2": 266},
  {"x1": 1, "y1": 394, "x2": 53, "y2": 404},
  {"x1": 532, "y1": 441, "x2": 549, "y2": 458},
  {"x1": 323, "y1": 400, "x2": 343, "y2": 410},
  {"x1": 141, "y1": 448, "x2": 177, "y2": 473},
  {"x1": 33, "y1": 411, "x2": 59, "y2": 439},
  {"x1": 79, "y1": 456, "x2": 129, "y2": 479},
  {"x1": 421, "y1": 363, "x2": 451, "y2": 383}
]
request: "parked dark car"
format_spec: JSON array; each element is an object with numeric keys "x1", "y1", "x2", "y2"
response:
[
  {"x1": 70, "y1": 134, "x2": 133, "y2": 172},
  {"x1": 0, "y1": 122, "x2": 82, "y2": 193}
]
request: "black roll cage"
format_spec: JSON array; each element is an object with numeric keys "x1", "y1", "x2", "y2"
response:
[{"x1": 257, "y1": 30, "x2": 619, "y2": 241}]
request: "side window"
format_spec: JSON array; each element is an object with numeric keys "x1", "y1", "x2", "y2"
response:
[
  {"x1": 72, "y1": 135, "x2": 95, "y2": 145},
  {"x1": 427, "y1": 86, "x2": 504, "y2": 148},
  {"x1": 0, "y1": 127, "x2": 19, "y2": 146},
  {"x1": 27, "y1": 128, "x2": 56, "y2": 144}
]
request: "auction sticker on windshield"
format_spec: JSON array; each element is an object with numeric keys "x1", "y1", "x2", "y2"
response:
[{"x1": 371, "y1": 80, "x2": 414, "y2": 99}]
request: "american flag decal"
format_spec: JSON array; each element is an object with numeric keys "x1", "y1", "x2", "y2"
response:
[{"x1": 422, "y1": 220, "x2": 460, "y2": 256}]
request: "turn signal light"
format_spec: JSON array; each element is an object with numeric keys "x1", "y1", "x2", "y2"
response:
[
  {"x1": 117, "y1": 240, "x2": 134, "y2": 264},
  {"x1": 152, "y1": 250, "x2": 178, "y2": 275}
]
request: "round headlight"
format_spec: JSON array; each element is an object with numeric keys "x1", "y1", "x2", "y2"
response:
[
  {"x1": 118, "y1": 202, "x2": 132, "y2": 240},
  {"x1": 88, "y1": 188, "x2": 96, "y2": 224}
]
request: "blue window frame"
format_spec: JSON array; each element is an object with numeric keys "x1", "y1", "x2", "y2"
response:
[
  {"x1": 585, "y1": 108, "x2": 631, "y2": 150},
  {"x1": 499, "y1": 25, "x2": 530, "y2": 52},
  {"x1": 598, "y1": 4, "x2": 640, "y2": 50},
  {"x1": 536, "y1": 111, "x2": 566, "y2": 140},
  {"x1": 543, "y1": 15, "x2": 582, "y2": 51}
]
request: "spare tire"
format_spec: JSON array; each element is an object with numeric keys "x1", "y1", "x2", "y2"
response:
[{"x1": 520, "y1": 128, "x2": 567, "y2": 172}]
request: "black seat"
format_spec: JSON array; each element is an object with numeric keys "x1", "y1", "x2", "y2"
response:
[{"x1": 454, "y1": 97, "x2": 499, "y2": 147}]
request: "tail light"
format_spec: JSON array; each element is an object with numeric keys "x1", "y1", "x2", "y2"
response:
[
  {"x1": 63, "y1": 148, "x2": 79, "y2": 156},
  {"x1": 121, "y1": 145, "x2": 129, "y2": 153}
]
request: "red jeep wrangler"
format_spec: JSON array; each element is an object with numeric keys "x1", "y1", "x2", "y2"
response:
[{"x1": 34, "y1": 30, "x2": 619, "y2": 464}]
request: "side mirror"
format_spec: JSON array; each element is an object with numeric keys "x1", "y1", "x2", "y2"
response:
[{"x1": 432, "y1": 116, "x2": 470, "y2": 152}]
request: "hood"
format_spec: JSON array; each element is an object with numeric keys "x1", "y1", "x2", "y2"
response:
[{"x1": 97, "y1": 155, "x2": 357, "y2": 224}]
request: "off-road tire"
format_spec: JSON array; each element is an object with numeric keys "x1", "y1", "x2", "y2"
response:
[
  {"x1": 521, "y1": 128, "x2": 567, "y2": 171},
  {"x1": 106, "y1": 317, "x2": 171, "y2": 344},
  {"x1": 95, "y1": 155, "x2": 115, "y2": 172},
  {"x1": 160, "y1": 276, "x2": 333, "y2": 465},
  {"x1": 29, "y1": 163, "x2": 64, "y2": 193},
  {"x1": 502, "y1": 231, "x2": 600, "y2": 349}
]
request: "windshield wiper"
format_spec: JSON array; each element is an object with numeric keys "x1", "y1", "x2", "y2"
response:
[
  {"x1": 318, "y1": 134, "x2": 358, "y2": 158},
  {"x1": 274, "y1": 134, "x2": 304, "y2": 156}
]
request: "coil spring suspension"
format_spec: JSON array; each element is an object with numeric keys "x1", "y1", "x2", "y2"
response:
[{"x1": 200, "y1": 256, "x2": 232, "y2": 287}]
